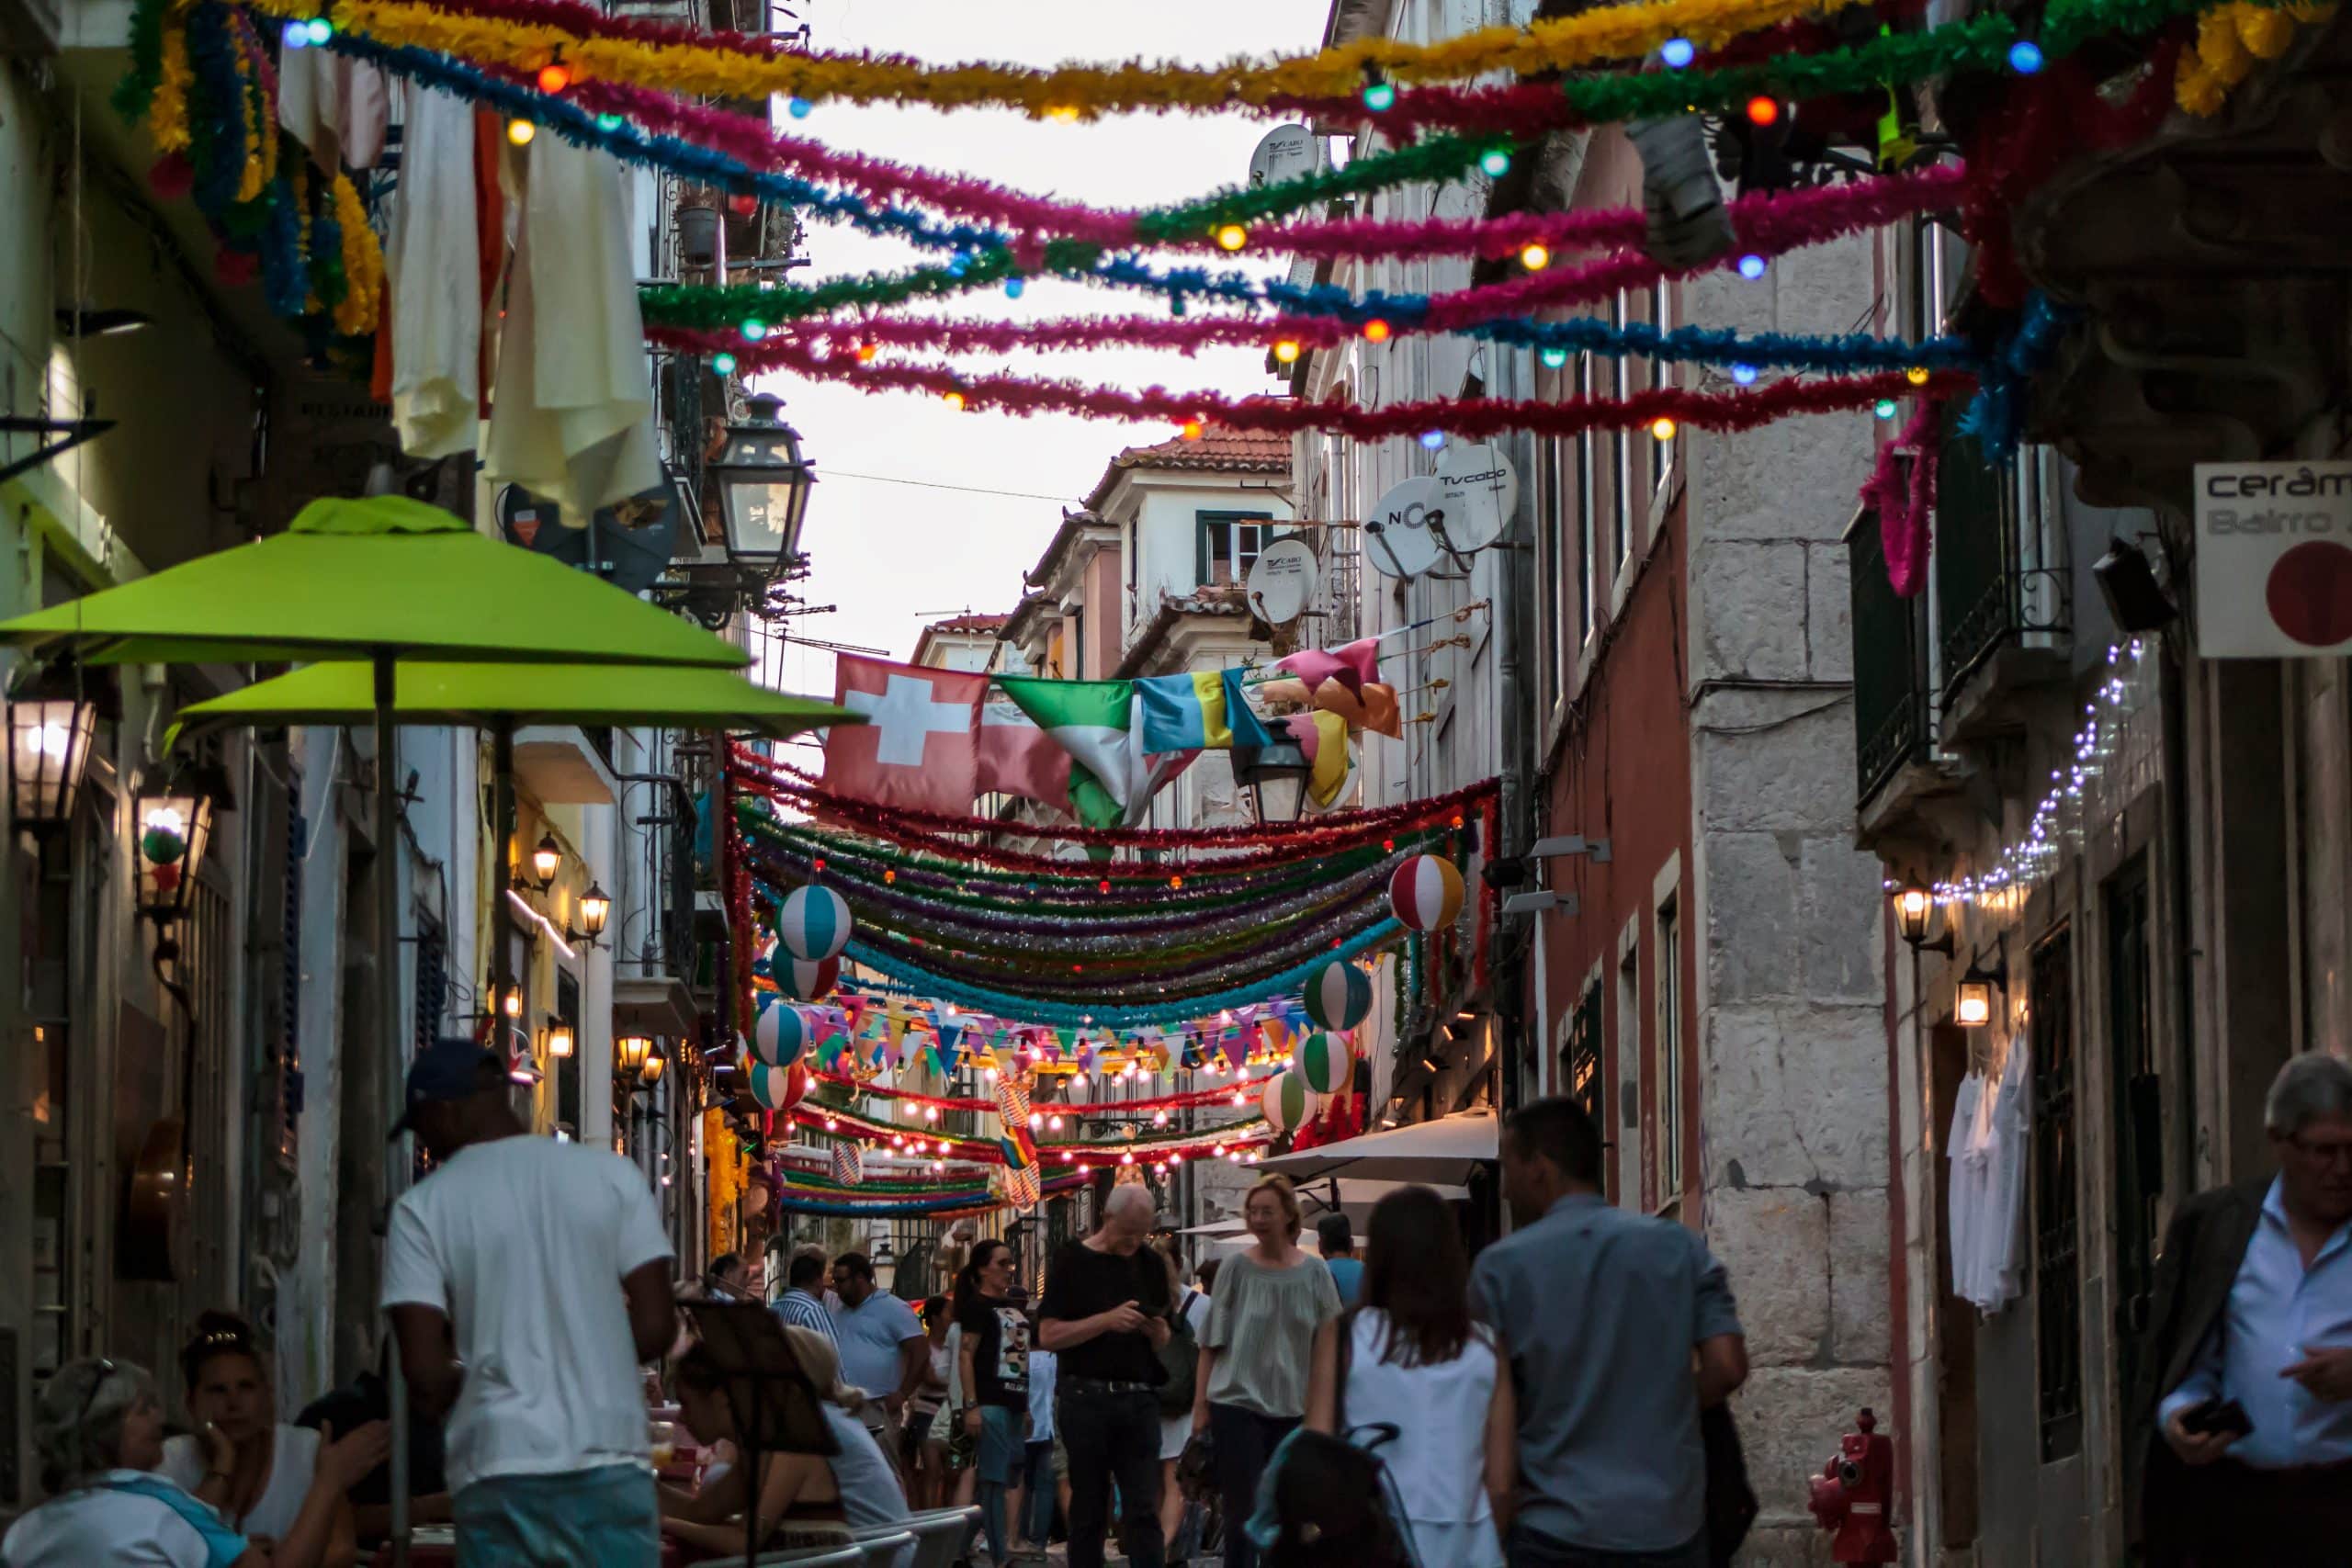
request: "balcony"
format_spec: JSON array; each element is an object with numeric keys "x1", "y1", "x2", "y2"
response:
[
  {"x1": 1934, "y1": 412, "x2": 2072, "y2": 739},
  {"x1": 1848, "y1": 498, "x2": 1934, "y2": 811}
]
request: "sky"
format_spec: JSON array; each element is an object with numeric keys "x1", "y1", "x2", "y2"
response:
[{"x1": 752, "y1": 0, "x2": 1331, "y2": 704}]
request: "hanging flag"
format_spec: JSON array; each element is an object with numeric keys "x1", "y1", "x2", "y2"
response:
[
  {"x1": 1282, "y1": 710, "x2": 1353, "y2": 809},
  {"x1": 1273, "y1": 637, "x2": 1380, "y2": 696},
  {"x1": 978, "y1": 694, "x2": 1075, "y2": 809},
  {"x1": 996, "y1": 677, "x2": 1138, "y2": 807},
  {"x1": 1136, "y1": 667, "x2": 1278, "y2": 752},
  {"x1": 824, "y1": 654, "x2": 984, "y2": 816}
]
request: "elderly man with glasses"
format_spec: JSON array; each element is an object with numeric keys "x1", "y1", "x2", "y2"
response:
[{"x1": 2135, "y1": 1053, "x2": 2352, "y2": 1567}]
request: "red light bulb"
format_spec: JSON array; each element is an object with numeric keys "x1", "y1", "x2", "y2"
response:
[{"x1": 1745, "y1": 96, "x2": 1781, "y2": 127}]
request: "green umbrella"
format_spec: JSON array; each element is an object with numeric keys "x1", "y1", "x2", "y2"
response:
[
  {"x1": 171, "y1": 660, "x2": 854, "y2": 741},
  {"x1": 0, "y1": 493, "x2": 754, "y2": 1563}
]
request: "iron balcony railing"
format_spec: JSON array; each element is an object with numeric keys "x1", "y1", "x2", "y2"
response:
[
  {"x1": 1934, "y1": 407, "x2": 2071, "y2": 701},
  {"x1": 1849, "y1": 496, "x2": 1933, "y2": 807}
]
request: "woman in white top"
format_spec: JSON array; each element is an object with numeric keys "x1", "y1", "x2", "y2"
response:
[
  {"x1": 1305, "y1": 1186, "x2": 1514, "y2": 1568},
  {"x1": 157, "y1": 1313, "x2": 369, "y2": 1567},
  {"x1": 5, "y1": 1356, "x2": 383, "y2": 1568}
]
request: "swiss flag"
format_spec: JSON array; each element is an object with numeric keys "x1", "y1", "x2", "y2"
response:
[{"x1": 823, "y1": 655, "x2": 985, "y2": 815}]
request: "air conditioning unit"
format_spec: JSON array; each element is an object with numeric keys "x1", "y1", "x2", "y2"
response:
[{"x1": 0, "y1": 0, "x2": 62, "y2": 55}]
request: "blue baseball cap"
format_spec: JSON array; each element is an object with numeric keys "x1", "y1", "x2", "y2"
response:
[{"x1": 389, "y1": 1037, "x2": 501, "y2": 1139}]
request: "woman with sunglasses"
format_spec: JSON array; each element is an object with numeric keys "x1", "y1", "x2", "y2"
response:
[{"x1": 4, "y1": 1356, "x2": 386, "y2": 1566}]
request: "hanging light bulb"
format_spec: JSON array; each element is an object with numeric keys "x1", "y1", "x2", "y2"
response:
[
  {"x1": 1905, "y1": 367, "x2": 1930, "y2": 386},
  {"x1": 1215, "y1": 224, "x2": 1248, "y2": 252},
  {"x1": 1659, "y1": 37, "x2": 1695, "y2": 67},
  {"x1": 1736, "y1": 254, "x2": 1768, "y2": 280},
  {"x1": 1540, "y1": 346, "x2": 1569, "y2": 370},
  {"x1": 536, "y1": 62, "x2": 572, "y2": 94},
  {"x1": 1650, "y1": 417, "x2": 1678, "y2": 442},
  {"x1": 1362, "y1": 319, "x2": 1392, "y2": 344},
  {"x1": 711, "y1": 351, "x2": 738, "y2": 375},
  {"x1": 943, "y1": 391, "x2": 967, "y2": 412},
  {"x1": 787, "y1": 96, "x2": 814, "y2": 118},
  {"x1": 1478, "y1": 148, "x2": 1511, "y2": 176},
  {"x1": 1520, "y1": 243, "x2": 1550, "y2": 270},
  {"x1": 1731, "y1": 364, "x2": 1758, "y2": 385},
  {"x1": 506, "y1": 119, "x2": 537, "y2": 147},
  {"x1": 1273, "y1": 340, "x2": 1302, "y2": 365}
]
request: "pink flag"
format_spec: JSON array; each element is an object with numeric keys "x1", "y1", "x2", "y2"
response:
[{"x1": 1273, "y1": 637, "x2": 1381, "y2": 696}]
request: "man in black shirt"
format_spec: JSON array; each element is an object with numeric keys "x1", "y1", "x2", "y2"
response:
[
  {"x1": 1040, "y1": 1182, "x2": 1173, "y2": 1568},
  {"x1": 295, "y1": 1346, "x2": 451, "y2": 1544}
]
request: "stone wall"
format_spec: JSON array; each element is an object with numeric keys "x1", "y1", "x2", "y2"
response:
[{"x1": 1683, "y1": 230, "x2": 1895, "y2": 1562}]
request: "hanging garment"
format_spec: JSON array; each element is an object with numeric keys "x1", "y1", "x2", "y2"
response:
[
  {"x1": 1983, "y1": 1039, "x2": 2033, "y2": 1309},
  {"x1": 1946, "y1": 1070, "x2": 1984, "y2": 1306},
  {"x1": 387, "y1": 85, "x2": 481, "y2": 460},
  {"x1": 483, "y1": 133, "x2": 662, "y2": 524},
  {"x1": 339, "y1": 56, "x2": 391, "y2": 170},
  {"x1": 277, "y1": 42, "x2": 343, "y2": 169}
]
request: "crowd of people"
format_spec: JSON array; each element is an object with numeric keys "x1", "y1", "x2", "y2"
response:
[{"x1": 3, "y1": 1034, "x2": 1761, "y2": 1568}]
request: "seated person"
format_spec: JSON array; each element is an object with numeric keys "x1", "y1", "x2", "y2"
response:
[{"x1": 294, "y1": 1337, "x2": 451, "y2": 1545}]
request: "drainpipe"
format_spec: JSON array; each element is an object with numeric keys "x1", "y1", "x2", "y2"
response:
[{"x1": 1494, "y1": 355, "x2": 1534, "y2": 1111}]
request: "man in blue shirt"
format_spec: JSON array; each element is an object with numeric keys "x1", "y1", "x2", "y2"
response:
[
  {"x1": 830, "y1": 1252, "x2": 927, "y2": 1481},
  {"x1": 773, "y1": 1250, "x2": 839, "y2": 1347},
  {"x1": 2140, "y1": 1054, "x2": 2352, "y2": 1566},
  {"x1": 1314, "y1": 1214, "x2": 1363, "y2": 1306},
  {"x1": 1471, "y1": 1097, "x2": 1747, "y2": 1568}
]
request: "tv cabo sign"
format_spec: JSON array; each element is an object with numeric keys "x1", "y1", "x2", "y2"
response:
[{"x1": 2195, "y1": 461, "x2": 2352, "y2": 657}]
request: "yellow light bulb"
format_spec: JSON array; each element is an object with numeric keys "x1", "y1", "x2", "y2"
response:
[
  {"x1": 1044, "y1": 105, "x2": 1081, "y2": 123},
  {"x1": 506, "y1": 118, "x2": 537, "y2": 147},
  {"x1": 1650, "y1": 416, "x2": 1678, "y2": 441},
  {"x1": 1272, "y1": 339, "x2": 1302, "y2": 364},
  {"x1": 1521, "y1": 243, "x2": 1550, "y2": 270},
  {"x1": 1215, "y1": 224, "x2": 1248, "y2": 252},
  {"x1": 1905, "y1": 366, "x2": 1930, "y2": 386}
]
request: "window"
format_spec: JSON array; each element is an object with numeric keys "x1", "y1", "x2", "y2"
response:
[
  {"x1": 1648, "y1": 280, "x2": 1671, "y2": 491},
  {"x1": 1611, "y1": 293, "x2": 1632, "y2": 575},
  {"x1": 556, "y1": 969, "x2": 582, "y2": 1137},
  {"x1": 1910, "y1": 217, "x2": 1950, "y2": 340},
  {"x1": 1656, "y1": 897, "x2": 1684, "y2": 1204},
  {"x1": 1577, "y1": 355, "x2": 1598, "y2": 637},
  {"x1": 2031, "y1": 926, "x2": 2082, "y2": 1461},
  {"x1": 1535, "y1": 438, "x2": 1566, "y2": 712},
  {"x1": 1197, "y1": 511, "x2": 1276, "y2": 588}
]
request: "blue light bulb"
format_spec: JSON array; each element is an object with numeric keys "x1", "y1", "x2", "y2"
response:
[
  {"x1": 1419, "y1": 430, "x2": 1446, "y2": 450},
  {"x1": 2007, "y1": 39, "x2": 2044, "y2": 73},
  {"x1": 1479, "y1": 149, "x2": 1511, "y2": 176},
  {"x1": 1737, "y1": 254, "x2": 1768, "y2": 280},
  {"x1": 787, "y1": 96, "x2": 813, "y2": 118},
  {"x1": 1731, "y1": 364, "x2": 1758, "y2": 386},
  {"x1": 712, "y1": 352, "x2": 739, "y2": 375},
  {"x1": 1540, "y1": 346, "x2": 1569, "y2": 370},
  {"x1": 1363, "y1": 80, "x2": 1396, "y2": 112},
  {"x1": 595, "y1": 113, "x2": 626, "y2": 132},
  {"x1": 282, "y1": 19, "x2": 309, "y2": 47},
  {"x1": 1660, "y1": 37, "x2": 1695, "y2": 68},
  {"x1": 1874, "y1": 398, "x2": 1899, "y2": 420},
  {"x1": 1004, "y1": 279, "x2": 1025, "y2": 299},
  {"x1": 740, "y1": 320, "x2": 768, "y2": 344}
]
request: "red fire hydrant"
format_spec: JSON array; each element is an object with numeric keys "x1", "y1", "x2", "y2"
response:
[{"x1": 1805, "y1": 1407, "x2": 1897, "y2": 1563}]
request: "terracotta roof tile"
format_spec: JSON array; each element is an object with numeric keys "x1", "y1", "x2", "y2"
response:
[
  {"x1": 925, "y1": 612, "x2": 1010, "y2": 634},
  {"x1": 1085, "y1": 424, "x2": 1292, "y2": 509}
]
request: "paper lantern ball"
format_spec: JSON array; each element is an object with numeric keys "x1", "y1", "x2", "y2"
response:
[
  {"x1": 776, "y1": 953, "x2": 841, "y2": 1002},
  {"x1": 1389, "y1": 854, "x2": 1465, "y2": 932},
  {"x1": 1295, "y1": 1031, "x2": 1354, "y2": 1096},
  {"x1": 831, "y1": 1143, "x2": 865, "y2": 1186},
  {"x1": 777, "y1": 884, "x2": 853, "y2": 961},
  {"x1": 1303, "y1": 960, "x2": 1373, "y2": 1032},
  {"x1": 1263, "y1": 1070, "x2": 1318, "y2": 1134},
  {"x1": 752, "y1": 997, "x2": 811, "y2": 1068},
  {"x1": 747, "y1": 1062, "x2": 811, "y2": 1112}
]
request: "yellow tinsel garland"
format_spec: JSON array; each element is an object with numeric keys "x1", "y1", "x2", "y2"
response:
[
  {"x1": 331, "y1": 170, "x2": 383, "y2": 335},
  {"x1": 271, "y1": 0, "x2": 1869, "y2": 118},
  {"x1": 231, "y1": 21, "x2": 266, "y2": 202},
  {"x1": 2175, "y1": 0, "x2": 2332, "y2": 114},
  {"x1": 149, "y1": 13, "x2": 193, "y2": 153}
]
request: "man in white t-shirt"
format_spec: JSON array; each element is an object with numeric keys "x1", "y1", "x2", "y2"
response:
[{"x1": 381, "y1": 1039, "x2": 676, "y2": 1564}]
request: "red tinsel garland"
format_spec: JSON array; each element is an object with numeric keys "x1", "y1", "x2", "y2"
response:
[
  {"x1": 729, "y1": 344, "x2": 1976, "y2": 441},
  {"x1": 810, "y1": 1068, "x2": 1284, "y2": 1116}
]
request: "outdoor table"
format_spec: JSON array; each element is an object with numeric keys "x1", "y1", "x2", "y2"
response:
[{"x1": 371, "y1": 1530, "x2": 683, "y2": 1565}]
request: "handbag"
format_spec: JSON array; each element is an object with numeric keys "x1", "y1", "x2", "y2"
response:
[
  {"x1": 1158, "y1": 1288, "x2": 1202, "y2": 1415},
  {"x1": 1701, "y1": 1403, "x2": 1759, "y2": 1567}
]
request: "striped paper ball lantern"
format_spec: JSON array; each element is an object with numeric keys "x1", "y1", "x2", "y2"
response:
[
  {"x1": 747, "y1": 1062, "x2": 811, "y2": 1113},
  {"x1": 777, "y1": 884, "x2": 853, "y2": 962},
  {"x1": 994, "y1": 1077, "x2": 1032, "y2": 1130},
  {"x1": 1262, "y1": 1069, "x2": 1318, "y2": 1134},
  {"x1": 1295, "y1": 1031, "x2": 1354, "y2": 1096},
  {"x1": 1303, "y1": 959, "x2": 1374, "y2": 1032},
  {"x1": 752, "y1": 997, "x2": 811, "y2": 1067},
  {"x1": 1389, "y1": 853, "x2": 1465, "y2": 932},
  {"x1": 831, "y1": 1142, "x2": 865, "y2": 1186},
  {"x1": 776, "y1": 953, "x2": 840, "y2": 1002}
]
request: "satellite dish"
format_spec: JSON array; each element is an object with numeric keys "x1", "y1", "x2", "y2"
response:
[
  {"x1": 1432, "y1": 444, "x2": 1521, "y2": 554},
  {"x1": 1363, "y1": 475, "x2": 1459, "y2": 581},
  {"x1": 1245, "y1": 536, "x2": 1319, "y2": 624},
  {"x1": 1248, "y1": 125, "x2": 1320, "y2": 189},
  {"x1": 496, "y1": 472, "x2": 684, "y2": 595}
]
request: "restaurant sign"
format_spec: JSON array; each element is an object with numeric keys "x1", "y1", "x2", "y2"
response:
[{"x1": 2195, "y1": 460, "x2": 2352, "y2": 657}]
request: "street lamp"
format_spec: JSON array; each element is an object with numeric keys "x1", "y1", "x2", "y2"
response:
[
  {"x1": 1891, "y1": 884, "x2": 1954, "y2": 955},
  {"x1": 7, "y1": 694, "x2": 97, "y2": 828},
  {"x1": 640, "y1": 1044, "x2": 668, "y2": 1088},
  {"x1": 617, "y1": 1032, "x2": 654, "y2": 1080},
  {"x1": 1955, "y1": 953, "x2": 2007, "y2": 1029},
  {"x1": 712, "y1": 394, "x2": 817, "y2": 579},
  {"x1": 568, "y1": 881, "x2": 611, "y2": 948},
  {"x1": 133, "y1": 768, "x2": 223, "y2": 921},
  {"x1": 547, "y1": 1017, "x2": 576, "y2": 1059},
  {"x1": 531, "y1": 832, "x2": 562, "y2": 891},
  {"x1": 1233, "y1": 741, "x2": 1313, "y2": 823}
]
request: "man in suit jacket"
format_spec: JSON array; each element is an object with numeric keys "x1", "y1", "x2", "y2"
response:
[{"x1": 2131, "y1": 1053, "x2": 2352, "y2": 1566}]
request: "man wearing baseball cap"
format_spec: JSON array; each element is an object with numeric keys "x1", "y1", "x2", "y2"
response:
[{"x1": 380, "y1": 1038, "x2": 676, "y2": 1563}]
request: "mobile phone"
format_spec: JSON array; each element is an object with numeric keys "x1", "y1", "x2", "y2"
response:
[{"x1": 2181, "y1": 1397, "x2": 2254, "y2": 1439}]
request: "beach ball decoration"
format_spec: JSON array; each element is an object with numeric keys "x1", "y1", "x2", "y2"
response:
[
  {"x1": 776, "y1": 953, "x2": 841, "y2": 1002},
  {"x1": 1262, "y1": 1070, "x2": 1317, "y2": 1134},
  {"x1": 747, "y1": 1062, "x2": 811, "y2": 1113},
  {"x1": 1295, "y1": 1032, "x2": 1355, "y2": 1097},
  {"x1": 1303, "y1": 959, "x2": 1374, "y2": 1031},
  {"x1": 752, "y1": 997, "x2": 811, "y2": 1067},
  {"x1": 1389, "y1": 854, "x2": 1465, "y2": 932},
  {"x1": 778, "y1": 883, "x2": 853, "y2": 961}
]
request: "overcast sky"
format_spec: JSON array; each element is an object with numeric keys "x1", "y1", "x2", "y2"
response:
[{"x1": 753, "y1": 0, "x2": 1329, "y2": 705}]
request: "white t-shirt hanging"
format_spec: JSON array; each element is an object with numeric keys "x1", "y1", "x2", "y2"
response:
[
  {"x1": 1983, "y1": 1040, "x2": 2033, "y2": 1310},
  {"x1": 380, "y1": 1135, "x2": 673, "y2": 1494},
  {"x1": 158, "y1": 1422, "x2": 321, "y2": 1540},
  {"x1": 1946, "y1": 1071, "x2": 1984, "y2": 1306}
]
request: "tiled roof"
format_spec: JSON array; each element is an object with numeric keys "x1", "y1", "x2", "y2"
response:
[
  {"x1": 925, "y1": 612, "x2": 1009, "y2": 634},
  {"x1": 1085, "y1": 426, "x2": 1292, "y2": 509}
]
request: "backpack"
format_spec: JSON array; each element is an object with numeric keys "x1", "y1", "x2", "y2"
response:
[
  {"x1": 1245, "y1": 1308, "x2": 1420, "y2": 1568},
  {"x1": 1157, "y1": 1287, "x2": 1200, "y2": 1414}
]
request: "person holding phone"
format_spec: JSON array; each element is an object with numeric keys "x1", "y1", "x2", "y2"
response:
[{"x1": 2137, "y1": 1055, "x2": 2352, "y2": 1566}]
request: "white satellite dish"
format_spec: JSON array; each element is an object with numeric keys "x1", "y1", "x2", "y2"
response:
[
  {"x1": 1245, "y1": 536, "x2": 1320, "y2": 624},
  {"x1": 1432, "y1": 444, "x2": 1521, "y2": 553},
  {"x1": 1248, "y1": 125, "x2": 1320, "y2": 189},
  {"x1": 1363, "y1": 475, "x2": 1451, "y2": 580}
]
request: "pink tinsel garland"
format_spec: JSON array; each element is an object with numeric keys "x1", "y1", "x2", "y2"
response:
[
  {"x1": 1860, "y1": 398, "x2": 1944, "y2": 596},
  {"x1": 736, "y1": 337, "x2": 1974, "y2": 440}
]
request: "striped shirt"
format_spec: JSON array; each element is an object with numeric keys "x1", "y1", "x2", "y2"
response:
[{"x1": 775, "y1": 1289, "x2": 839, "y2": 1346}]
